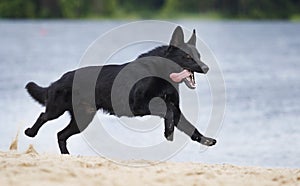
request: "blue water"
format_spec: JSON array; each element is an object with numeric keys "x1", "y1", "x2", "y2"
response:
[{"x1": 0, "y1": 20, "x2": 299, "y2": 168}]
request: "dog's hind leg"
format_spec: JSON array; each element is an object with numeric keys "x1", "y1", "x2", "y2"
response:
[
  {"x1": 57, "y1": 111, "x2": 95, "y2": 154},
  {"x1": 57, "y1": 118, "x2": 79, "y2": 154},
  {"x1": 25, "y1": 101, "x2": 66, "y2": 138},
  {"x1": 25, "y1": 112, "x2": 61, "y2": 138}
]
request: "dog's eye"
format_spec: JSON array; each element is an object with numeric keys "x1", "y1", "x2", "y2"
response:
[{"x1": 186, "y1": 55, "x2": 192, "y2": 59}]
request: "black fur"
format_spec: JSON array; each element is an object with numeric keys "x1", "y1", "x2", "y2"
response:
[
  {"x1": 25, "y1": 82, "x2": 47, "y2": 105},
  {"x1": 25, "y1": 26, "x2": 216, "y2": 154}
]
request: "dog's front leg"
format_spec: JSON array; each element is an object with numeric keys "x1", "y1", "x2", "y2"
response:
[
  {"x1": 165, "y1": 105, "x2": 217, "y2": 146},
  {"x1": 176, "y1": 113, "x2": 217, "y2": 146},
  {"x1": 164, "y1": 106, "x2": 175, "y2": 141},
  {"x1": 164, "y1": 103, "x2": 181, "y2": 141}
]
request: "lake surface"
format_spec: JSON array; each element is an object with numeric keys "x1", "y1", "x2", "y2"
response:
[{"x1": 0, "y1": 20, "x2": 299, "y2": 168}]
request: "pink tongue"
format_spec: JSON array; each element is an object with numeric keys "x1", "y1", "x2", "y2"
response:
[{"x1": 169, "y1": 70, "x2": 190, "y2": 83}]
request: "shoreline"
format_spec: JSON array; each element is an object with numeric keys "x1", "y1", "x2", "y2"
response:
[{"x1": 1, "y1": 147, "x2": 299, "y2": 186}]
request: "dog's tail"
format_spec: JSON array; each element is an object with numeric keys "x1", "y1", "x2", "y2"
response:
[{"x1": 25, "y1": 82, "x2": 47, "y2": 106}]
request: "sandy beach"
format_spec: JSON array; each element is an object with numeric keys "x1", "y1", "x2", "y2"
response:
[{"x1": 0, "y1": 144, "x2": 299, "y2": 186}]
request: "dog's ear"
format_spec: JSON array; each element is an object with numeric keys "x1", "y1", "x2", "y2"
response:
[
  {"x1": 187, "y1": 29, "x2": 196, "y2": 46},
  {"x1": 170, "y1": 26, "x2": 184, "y2": 47}
]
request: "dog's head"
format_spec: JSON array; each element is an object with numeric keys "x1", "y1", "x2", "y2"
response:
[{"x1": 167, "y1": 26, "x2": 209, "y2": 89}]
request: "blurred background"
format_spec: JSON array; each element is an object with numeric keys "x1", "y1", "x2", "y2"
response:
[
  {"x1": 0, "y1": 0, "x2": 300, "y2": 20},
  {"x1": 0, "y1": 0, "x2": 299, "y2": 168}
]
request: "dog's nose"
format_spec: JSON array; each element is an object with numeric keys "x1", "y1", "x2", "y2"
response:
[{"x1": 201, "y1": 65, "x2": 209, "y2": 74}]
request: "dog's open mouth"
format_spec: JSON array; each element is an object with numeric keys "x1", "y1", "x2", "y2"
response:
[{"x1": 169, "y1": 69, "x2": 196, "y2": 89}]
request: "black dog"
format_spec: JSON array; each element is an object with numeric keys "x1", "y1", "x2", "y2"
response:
[{"x1": 25, "y1": 26, "x2": 216, "y2": 154}]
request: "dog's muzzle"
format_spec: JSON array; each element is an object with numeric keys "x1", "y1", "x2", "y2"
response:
[{"x1": 169, "y1": 69, "x2": 196, "y2": 89}]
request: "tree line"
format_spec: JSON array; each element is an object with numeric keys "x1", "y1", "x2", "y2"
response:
[{"x1": 0, "y1": 0, "x2": 299, "y2": 19}]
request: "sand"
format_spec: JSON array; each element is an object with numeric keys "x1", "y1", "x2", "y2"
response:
[{"x1": 0, "y1": 145, "x2": 299, "y2": 186}]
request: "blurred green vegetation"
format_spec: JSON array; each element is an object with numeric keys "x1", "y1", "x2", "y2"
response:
[{"x1": 0, "y1": 0, "x2": 299, "y2": 20}]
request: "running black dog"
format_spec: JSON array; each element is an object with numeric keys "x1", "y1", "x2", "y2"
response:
[{"x1": 25, "y1": 26, "x2": 216, "y2": 154}]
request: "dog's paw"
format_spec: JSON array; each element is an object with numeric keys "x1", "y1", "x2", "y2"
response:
[
  {"x1": 200, "y1": 137, "x2": 217, "y2": 146},
  {"x1": 24, "y1": 128, "x2": 36, "y2": 138},
  {"x1": 164, "y1": 132, "x2": 174, "y2": 141}
]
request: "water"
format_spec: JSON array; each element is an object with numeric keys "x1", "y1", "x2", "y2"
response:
[{"x1": 0, "y1": 20, "x2": 299, "y2": 168}]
